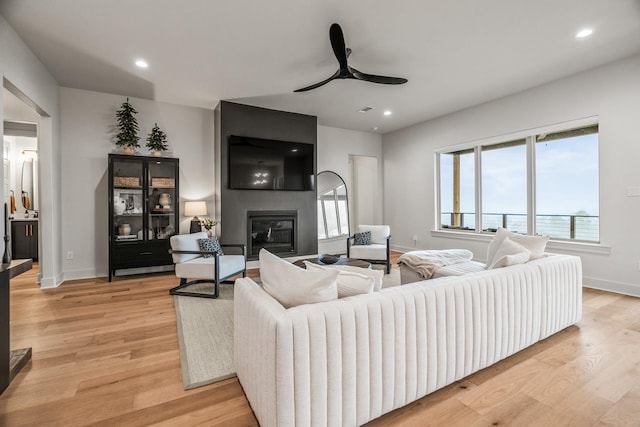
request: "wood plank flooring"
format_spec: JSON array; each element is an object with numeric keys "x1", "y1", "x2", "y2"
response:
[{"x1": 1, "y1": 255, "x2": 639, "y2": 426}]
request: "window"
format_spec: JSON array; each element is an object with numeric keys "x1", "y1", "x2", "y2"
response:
[
  {"x1": 437, "y1": 121, "x2": 599, "y2": 242},
  {"x1": 481, "y1": 139, "x2": 527, "y2": 234},
  {"x1": 535, "y1": 126, "x2": 599, "y2": 240},
  {"x1": 439, "y1": 149, "x2": 475, "y2": 230},
  {"x1": 318, "y1": 183, "x2": 349, "y2": 239}
]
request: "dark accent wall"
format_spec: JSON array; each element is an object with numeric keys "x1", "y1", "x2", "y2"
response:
[{"x1": 216, "y1": 101, "x2": 317, "y2": 259}]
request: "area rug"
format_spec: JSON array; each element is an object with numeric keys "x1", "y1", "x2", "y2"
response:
[
  {"x1": 174, "y1": 282, "x2": 236, "y2": 389},
  {"x1": 174, "y1": 267, "x2": 401, "y2": 390}
]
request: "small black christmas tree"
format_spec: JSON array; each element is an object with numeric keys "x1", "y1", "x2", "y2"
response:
[
  {"x1": 115, "y1": 97, "x2": 140, "y2": 151},
  {"x1": 146, "y1": 123, "x2": 169, "y2": 154}
]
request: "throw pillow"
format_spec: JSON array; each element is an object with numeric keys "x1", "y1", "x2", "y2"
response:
[
  {"x1": 197, "y1": 237, "x2": 224, "y2": 258},
  {"x1": 486, "y1": 227, "x2": 548, "y2": 266},
  {"x1": 259, "y1": 249, "x2": 338, "y2": 308},
  {"x1": 304, "y1": 261, "x2": 375, "y2": 297},
  {"x1": 353, "y1": 231, "x2": 372, "y2": 246},
  {"x1": 331, "y1": 265, "x2": 385, "y2": 292},
  {"x1": 510, "y1": 232, "x2": 549, "y2": 260},
  {"x1": 488, "y1": 236, "x2": 531, "y2": 269}
]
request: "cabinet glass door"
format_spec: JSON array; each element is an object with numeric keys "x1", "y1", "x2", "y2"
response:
[
  {"x1": 147, "y1": 160, "x2": 176, "y2": 240},
  {"x1": 112, "y1": 159, "x2": 144, "y2": 242}
]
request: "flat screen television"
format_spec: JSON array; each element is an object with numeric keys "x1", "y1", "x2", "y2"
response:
[{"x1": 228, "y1": 135, "x2": 315, "y2": 191}]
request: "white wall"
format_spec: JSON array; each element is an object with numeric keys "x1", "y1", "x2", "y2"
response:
[
  {"x1": 352, "y1": 155, "x2": 380, "y2": 227},
  {"x1": 60, "y1": 87, "x2": 215, "y2": 280},
  {"x1": 317, "y1": 126, "x2": 382, "y2": 254},
  {"x1": 383, "y1": 53, "x2": 640, "y2": 296},
  {"x1": 317, "y1": 125, "x2": 383, "y2": 230},
  {"x1": 0, "y1": 13, "x2": 62, "y2": 287}
]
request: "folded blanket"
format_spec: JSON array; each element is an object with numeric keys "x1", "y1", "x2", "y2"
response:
[{"x1": 397, "y1": 249, "x2": 474, "y2": 279}]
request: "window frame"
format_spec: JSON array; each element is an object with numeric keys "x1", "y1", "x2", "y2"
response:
[{"x1": 435, "y1": 116, "x2": 600, "y2": 243}]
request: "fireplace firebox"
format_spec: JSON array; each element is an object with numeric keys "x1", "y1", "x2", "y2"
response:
[{"x1": 247, "y1": 210, "x2": 297, "y2": 259}]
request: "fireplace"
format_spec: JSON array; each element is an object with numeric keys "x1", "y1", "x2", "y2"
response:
[{"x1": 247, "y1": 210, "x2": 297, "y2": 259}]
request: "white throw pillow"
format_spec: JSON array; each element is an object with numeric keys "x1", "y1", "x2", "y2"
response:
[
  {"x1": 304, "y1": 261, "x2": 375, "y2": 297},
  {"x1": 510, "y1": 232, "x2": 549, "y2": 260},
  {"x1": 331, "y1": 265, "x2": 384, "y2": 292},
  {"x1": 488, "y1": 236, "x2": 531, "y2": 269},
  {"x1": 259, "y1": 249, "x2": 338, "y2": 308},
  {"x1": 486, "y1": 227, "x2": 549, "y2": 266}
]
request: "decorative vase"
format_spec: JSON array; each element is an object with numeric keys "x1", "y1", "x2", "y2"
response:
[
  {"x1": 159, "y1": 193, "x2": 171, "y2": 208},
  {"x1": 118, "y1": 223, "x2": 131, "y2": 236},
  {"x1": 152, "y1": 151, "x2": 162, "y2": 157},
  {"x1": 207, "y1": 229, "x2": 215, "y2": 238},
  {"x1": 114, "y1": 198, "x2": 126, "y2": 215},
  {"x1": 123, "y1": 146, "x2": 135, "y2": 155}
]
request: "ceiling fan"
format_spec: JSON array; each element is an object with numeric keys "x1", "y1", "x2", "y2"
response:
[{"x1": 294, "y1": 23, "x2": 408, "y2": 92}]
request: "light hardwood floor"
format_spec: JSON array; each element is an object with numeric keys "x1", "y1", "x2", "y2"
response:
[{"x1": 1, "y1": 255, "x2": 639, "y2": 426}]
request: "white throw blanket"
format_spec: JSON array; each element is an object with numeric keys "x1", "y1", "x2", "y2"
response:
[{"x1": 397, "y1": 249, "x2": 474, "y2": 279}]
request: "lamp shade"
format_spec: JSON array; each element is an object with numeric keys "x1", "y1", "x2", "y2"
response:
[{"x1": 184, "y1": 201, "x2": 207, "y2": 217}]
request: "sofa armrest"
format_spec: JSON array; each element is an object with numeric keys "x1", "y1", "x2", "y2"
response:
[{"x1": 234, "y1": 278, "x2": 287, "y2": 427}]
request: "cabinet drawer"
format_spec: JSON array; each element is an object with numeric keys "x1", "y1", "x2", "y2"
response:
[{"x1": 112, "y1": 242, "x2": 171, "y2": 269}]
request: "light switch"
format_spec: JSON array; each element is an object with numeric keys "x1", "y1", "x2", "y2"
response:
[{"x1": 627, "y1": 186, "x2": 640, "y2": 197}]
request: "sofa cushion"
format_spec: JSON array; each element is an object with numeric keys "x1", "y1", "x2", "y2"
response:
[
  {"x1": 170, "y1": 232, "x2": 208, "y2": 263},
  {"x1": 175, "y1": 254, "x2": 245, "y2": 279},
  {"x1": 259, "y1": 249, "x2": 338, "y2": 308},
  {"x1": 304, "y1": 261, "x2": 375, "y2": 297},
  {"x1": 197, "y1": 237, "x2": 224, "y2": 257},
  {"x1": 349, "y1": 244, "x2": 387, "y2": 261},
  {"x1": 487, "y1": 227, "x2": 549, "y2": 266},
  {"x1": 488, "y1": 236, "x2": 531, "y2": 269},
  {"x1": 353, "y1": 231, "x2": 371, "y2": 246},
  {"x1": 358, "y1": 225, "x2": 390, "y2": 244}
]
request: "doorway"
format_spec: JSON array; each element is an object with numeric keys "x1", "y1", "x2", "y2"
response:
[{"x1": 3, "y1": 83, "x2": 43, "y2": 280}]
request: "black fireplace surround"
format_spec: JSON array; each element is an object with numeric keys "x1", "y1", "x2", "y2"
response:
[{"x1": 247, "y1": 210, "x2": 297, "y2": 259}]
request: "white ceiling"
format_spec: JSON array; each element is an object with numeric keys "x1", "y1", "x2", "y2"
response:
[{"x1": 2, "y1": 0, "x2": 640, "y2": 134}]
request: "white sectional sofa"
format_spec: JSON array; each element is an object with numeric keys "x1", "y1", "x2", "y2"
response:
[{"x1": 234, "y1": 254, "x2": 582, "y2": 427}]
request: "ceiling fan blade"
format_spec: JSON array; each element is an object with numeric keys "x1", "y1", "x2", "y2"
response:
[
  {"x1": 294, "y1": 69, "x2": 341, "y2": 92},
  {"x1": 351, "y1": 69, "x2": 408, "y2": 85},
  {"x1": 329, "y1": 23, "x2": 349, "y2": 71}
]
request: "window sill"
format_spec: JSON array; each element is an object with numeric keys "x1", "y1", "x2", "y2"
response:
[{"x1": 430, "y1": 229, "x2": 611, "y2": 256}]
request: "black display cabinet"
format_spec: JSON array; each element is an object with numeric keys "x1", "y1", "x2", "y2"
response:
[{"x1": 108, "y1": 154, "x2": 179, "y2": 281}]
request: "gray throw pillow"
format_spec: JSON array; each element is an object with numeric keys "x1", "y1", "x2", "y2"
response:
[
  {"x1": 353, "y1": 231, "x2": 371, "y2": 246},
  {"x1": 197, "y1": 237, "x2": 224, "y2": 258}
]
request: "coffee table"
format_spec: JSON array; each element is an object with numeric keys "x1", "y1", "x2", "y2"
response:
[{"x1": 293, "y1": 256, "x2": 371, "y2": 269}]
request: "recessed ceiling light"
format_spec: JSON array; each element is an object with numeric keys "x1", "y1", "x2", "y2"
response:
[
  {"x1": 371, "y1": 126, "x2": 379, "y2": 131},
  {"x1": 135, "y1": 59, "x2": 148, "y2": 68},
  {"x1": 383, "y1": 110, "x2": 392, "y2": 116},
  {"x1": 576, "y1": 28, "x2": 593, "y2": 39},
  {"x1": 358, "y1": 106, "x2": 374, "y2": 113}
]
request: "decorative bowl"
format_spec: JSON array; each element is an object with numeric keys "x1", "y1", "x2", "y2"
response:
[{"x1": 318, "y1": 254, "x2": 340, "y2": 265}]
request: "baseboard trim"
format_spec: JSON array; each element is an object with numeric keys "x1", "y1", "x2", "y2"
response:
[
  {"x1": 63, "y1": 269, "x2": 99, "y2": 282},
  {"x1": 583, "y1": 276, "x2": 640, "y2": 298},
  {"x1": 40, "y1": 272, "x2": 64, "y2": 288},
  {"x1": 390, "y1": 245, "x2": 413, "y2": 253}
]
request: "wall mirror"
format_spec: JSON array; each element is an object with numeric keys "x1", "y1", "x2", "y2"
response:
[
  {"x1": 4, "y1": 119, "x2": 39, "y2": 216},
  {"x1": 317, "y1": 171, "x2": 350, "y2": 255},
  {"x1": 21, "y1": 150, "x2": 38, "y2": 212}
]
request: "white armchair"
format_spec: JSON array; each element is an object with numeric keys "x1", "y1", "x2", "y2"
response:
[
  {"x1": 347, "y1": 224, "x2": 391, "y2": 273},
  {"x1": 169, "y1": 232, "x2": 246, "y2": 298}
]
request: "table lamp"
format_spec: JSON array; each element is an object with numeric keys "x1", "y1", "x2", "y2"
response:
[{"x1": 185, "y1": 201, "x2": 207, "y2": 233}]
